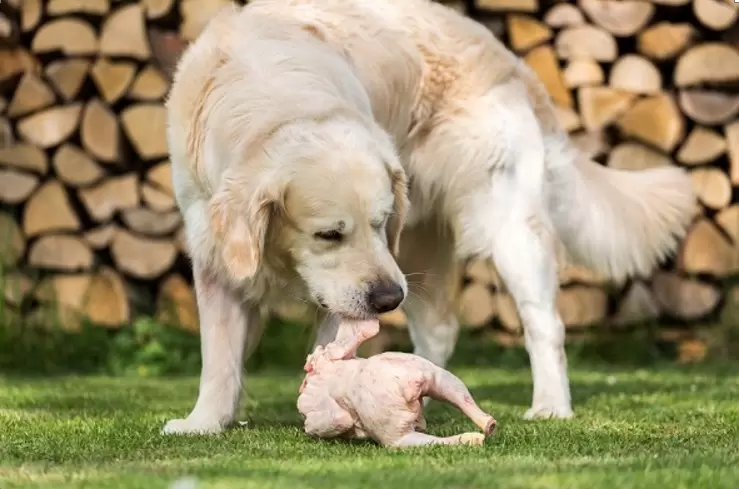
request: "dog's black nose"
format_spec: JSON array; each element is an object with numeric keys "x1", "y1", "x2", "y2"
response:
[{"x1": 367, "y1": 280, "x2": 404, "y2": 314}]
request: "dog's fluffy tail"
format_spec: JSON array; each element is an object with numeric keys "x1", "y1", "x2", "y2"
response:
[{"x1": 547, "y1": 149, "x2": 697, "y2": 283}]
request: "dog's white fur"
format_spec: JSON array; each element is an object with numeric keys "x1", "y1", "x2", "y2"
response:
[{"x1": 163, "y1": 0, "x2": 697, "y2": 434}]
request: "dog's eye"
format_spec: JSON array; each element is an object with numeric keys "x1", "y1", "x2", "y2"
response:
[{"x1": 314, "y1": 230, "x2": 343, "y2": 242}]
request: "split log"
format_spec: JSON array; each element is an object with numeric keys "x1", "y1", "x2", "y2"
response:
[
  {"x1": 84, "y1": 224, "x2": 118, "y2": 249},
  {"x1": 84, "y1": 267, "x2": 130, "y2": 327},
  {"x1": 558, "y1": 264, "x2": 606, "y2": 285},
  {"x1": 0, "y1": 48, "x2": 38, "y2": 83},
  {"x1": 78, "y1": 174, "x2": 138, "y2": 222},
  {"x1": 35, "y1": 268, "x2": 129, "y2": 328},
  {"x1": 612, "y1": 282, "x2": 660, "y2": 326},
  {"x1": 651, "y1": 271, "x2": 721, "y2": 320},
  {"x1": 120, "y1": 103, "x2": 169, "y2": 159},
  {"x1": 677, "y1": 338, "x2": 707, "y2": 364},
  {"x1": 2, "y1": 272, "x2": 32, "y2": 306},
  {"x1": 110, "y1": 229, "x2": 177, "y2": 279},
  {"x1": 0, "y1": 118, "x2": 11, "y2": 148},
  {"x1": 129, "y1": 65, "x2": 169, "y2": 101},
  {"x1": 555, "y1": 25, "x2": 618, "y2": 62},
  {"x1": 458, "y1": 282, "x2": 496, "y2": 328},
  {"x1": 81, "y1": 98, "x2": 120, "y2": 163},
  {"x1": 380, "y1": 309, "x2": 408, "y2": 329},
  {"x1": 7, "y1": 73, "x2": 55, "y2": 118},
  {"x1": 524, "y1": 45, "x2": 573, "y2": 108},
  {"x1": 23, "y1": 181, "x2": 80, "y2": 237},
  {"x1": 558, "y1": 286, "x2": 608, "y2": 327},
  {"x1": 715, "y1": 205, "x2": 739, "y2": 241},
  {"x1": 679, "y1": 218, "x2": 738, "y2": 276},
  {"x1": 180, "y1": 0, "x2": 238, "y2": 41},
  {"x1": 21, "y1": 0, "x2": 41, "y2": 32},
  {"x1": 141, "y1": 182, "x2": 176, "y2": 212},
  {"x1": 578, "y1": 86, "x2": 635, "y2": 131},
  {"x1": 45, "y1": 59, "x2": 90, "y2": 102},
  {"x1": 47, "y1": 0, "x2": 110, "y2": 16},
  {"x1": 175, "y1": 227, "x2": 188, "y2": 254},
  {"x1": 609, "y1": 55, "x2": 662, "y2": 94},
  {"x1": 156, "y1": 274, "x2": 198, "y2": 332},
  {"x1": 616, "y1": 94, "x2": 684, "y2": 152},
  {"x1": 507, "y1": 14, "x2": 552, "y2": 52},
  {"x1": 90, "y1": 58, "x2": 136, "y2": 104},
  {"x1": 0, "y1": 143, "x2": 47, "y2": 173},
  {"x1": 121, "y1": 208, "x2": 182, "y2": 236},
  {"x1": 543, "y1": 3, "x2": 585, "y2": 27},
  {"x1": 31, "y1": 18, "x2": 98, "y2": 55},
  {"x1": 0, "y1": 169, "x2": 38, "y2": 203},
  {"x1": 475, "y1": 0, "x2": 538, "y2": 12},
  {"x1": 28, "y1": 234, "x2": 94, "y2": 270},
  {"x1": 727, "y1": 121, "x2": 739, "y2": 185},
  {"x1": 555, "y1": 105, "x2": 582, "y2": 132},
  {"x1": 148, "y1": 29, "x2": 188, "y2": 81},
  {"x1": 0, "y1": 2, "x2": 20, "y2": 47},
  {"x1": 465, "y1": 259, "x2": 499, "y2": 286},
  {"x1": 0, "y1": 212, "x2": 24, "y2": 266},
  {"x1": 146, "y1": 160, "x2": 173, "y2": 194},
  {"x1": 693, "y1": 0, "x2": 738, "y2": 31},
  {"x1": 100, "y1": 4, "x2": 151, "y2": 60},
  {"x1": 52, "y1": 144, "x2": 104, "y2": 187},
  {"x1": 678, "y1": 90, "x2": 739, "y2": 125},
  {"x1": 144, "y1": 0, "x2": 176, "y2": 19},
  {"x1": 495, "y1": 293, "x2": 521, "y2": 331},
  {"x1": 637, "y1": 22, "x2": 696, "y2": 60},
  {"x1": 578, "y1": 0, "x2": 654, "y2": 37},
  {"x1": 676, "y1": 126, "x2": 727, "y2": 165},
  {"x1": 689, "y1": 168, "x2": 732, "y2": 210},
  {"x1": 571, "y1": 130, "x2": 610, "y2": 158},
  {"x1": 563, "y1": 59, "x2": 604, "y2": 88},
  {"x1": 17, "y1": 103, "x2": 82, "y2": 149},
  {"x1": 607, "y1": 142, "x2": 673, "y2": 171},
  {"x1": 32, "y1": 276, "x2": 91, "y2": 331},
  {"x1": 674, "y1": 43, "x2": 739, "y2": 87}
]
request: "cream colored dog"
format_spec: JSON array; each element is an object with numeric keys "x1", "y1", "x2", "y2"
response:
[{"x1": 163, "y1": 0, "x2": 696, "y2": 435}]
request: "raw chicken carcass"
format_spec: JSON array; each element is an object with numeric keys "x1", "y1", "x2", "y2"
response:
[{"x1": 297, "y1": 319, "x2": 496, "y2": 448}]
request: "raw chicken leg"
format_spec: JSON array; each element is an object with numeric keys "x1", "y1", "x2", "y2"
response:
[{"x1": 298, "y1": 320, "x2": 496, "y2": 448}]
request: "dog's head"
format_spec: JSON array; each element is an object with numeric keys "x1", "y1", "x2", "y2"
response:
[{"x1": 210, "y1": 116, "x2": 409, "y2": 319}]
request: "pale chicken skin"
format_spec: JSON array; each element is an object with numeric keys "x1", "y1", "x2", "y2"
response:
[{"x1": 297, "y1": 321, "x2": 496, "y2": 448}]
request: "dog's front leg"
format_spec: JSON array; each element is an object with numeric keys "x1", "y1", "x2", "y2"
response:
[{"x1": 162, "y1": 262, "x2": 255, "y2": 435}]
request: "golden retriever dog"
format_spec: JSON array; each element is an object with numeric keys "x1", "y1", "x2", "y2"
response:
[{"x1": 163, "y1": 0, "x2": 696, "y2": 435}]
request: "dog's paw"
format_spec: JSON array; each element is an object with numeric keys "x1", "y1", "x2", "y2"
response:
[
  {"x1": 523, "y1": 404, "x2": 574, "y2": 420},
  {"x1": 161, "y1": 417, "x2": 225, "y2": 435}
]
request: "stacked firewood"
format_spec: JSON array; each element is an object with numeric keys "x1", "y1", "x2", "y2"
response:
[
  {"x1": 0, "y1": 0, "x2": 230, "y2": 332},
  {"x1": 0, "y1": 0, "x2": 737, "y2": 357}
]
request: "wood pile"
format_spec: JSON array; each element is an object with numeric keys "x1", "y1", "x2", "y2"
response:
[{"x1": 0, "y1": 0, "x2": 737, "y2": 356}]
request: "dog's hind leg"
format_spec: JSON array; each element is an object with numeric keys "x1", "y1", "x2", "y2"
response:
[
  {"x1": 162, "y1": 261, "x2": 260, "y2": 435},
  {"x1": 421, "y1": 81, "x2": 573, "y2": 420}
]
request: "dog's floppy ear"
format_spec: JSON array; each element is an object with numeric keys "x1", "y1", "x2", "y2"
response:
[
  {"x1": 208, "y1": 179, "x2": 277, "y2": 283},
  {"x1": 384, "y1": 157, "x2": 409, "y2": 257}
]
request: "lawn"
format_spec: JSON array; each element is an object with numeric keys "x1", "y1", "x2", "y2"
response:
[{"x1": 1, "y1": 362, "x2": 738, "y2": 489}]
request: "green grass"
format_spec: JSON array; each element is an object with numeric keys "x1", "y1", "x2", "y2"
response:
[{"x1": 2, "y1": 363, "x2": 738, "y2": 489}]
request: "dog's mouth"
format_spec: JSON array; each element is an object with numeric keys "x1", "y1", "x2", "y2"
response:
[{"x1": 314, "y1": 296, "x2": 377, "y2": 321}]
